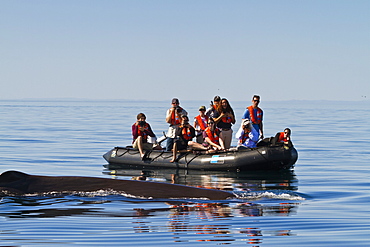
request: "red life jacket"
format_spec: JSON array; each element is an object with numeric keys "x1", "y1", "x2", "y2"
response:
[
  {"x1": 247, "y1": 106, "x2": 262, "y2": 124},
  {"x1": 181, "y1": 126, "x2": 193, "y2": 141},
  {"x1": 195, "y1": 115, "x2": 208, "y2": 131},
  {"x1": 240, "y1": 129, "x2": 251, "y2": 144},
  {"x1": 137, "y1": 123, "x2": 149, "y2": 140},
  {"x1": 278, "y1": 132, "x2": 287, "y2": 142},
  {"x1": 170, "y1": 107, "x2": 183, "y2": 125},
  {"x1": 205, "y1": 127, "x2": 219, "y2": 144},
  {"x1": 221, "y1": 116, "x2": 232, "y2": 123}
]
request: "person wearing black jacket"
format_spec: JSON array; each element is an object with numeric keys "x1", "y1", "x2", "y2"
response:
[{"x1": 170, "y1": 115, "x2": 207, "y2": 162}]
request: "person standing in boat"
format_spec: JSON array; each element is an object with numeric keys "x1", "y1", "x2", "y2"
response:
[
  {"x1": 213, "y1": 98, "x2": 236, "y2": 149},
  {"x1": 193, "y1": 105, "x2": 208, "y2": 144},
  {"x1": 242, "y1": 95, "x2": 264, "y2": 139},
  {"x1": 236, "y1": 119, "x2": 259, "y2": 149},
  {"x1": 165, "y1": 98, "x2": 188, "y2": 151},
  {"x1": 132, "y1": 113, "x2": 160, "y2": 159},
  {"x1": 170, "y1": 115, "x2": 207, "y2": 163},
  {"x1": 205, "y1": 95, "x2": 221, "y2": 119},
  {"x1": 203, "y1": 118, "x2": 224, "y2": 151}
]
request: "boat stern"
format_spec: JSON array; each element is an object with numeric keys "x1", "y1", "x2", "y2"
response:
[{"x1": 288, "y1": 147, "x2": 298, "y2": 167}]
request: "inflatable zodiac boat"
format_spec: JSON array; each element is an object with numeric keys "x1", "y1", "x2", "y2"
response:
[{"x1": 103, "y1": 138, "x2": 298, "y2": 171}]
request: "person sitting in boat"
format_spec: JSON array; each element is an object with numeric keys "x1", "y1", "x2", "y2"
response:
[
  {"x1": 213, "y1": 98, "x2": 236, "y2": 150},
  {"x1": 165, "y1": 98, "x2": 188, "y2": 151},
  {"x1": 203, "y1": 118, "x2": 224, "y2": 151},
  {"x1": 273, "y1": 128, "x2": 293, "y2": 148},
  {"x1": 132, "y1": 113, "x2": 161, "y2": 159},
  {"x1": 236, "y1": 119, "x2": 259, "y2": 149},
  {"x1": 170, "y1": 115, "x2": 207, "y2": 163},
  {"x1": 193, "y1": 105, "x2": 208, "y2": 144},
  {"x1": 205, "y1": 95, "x2": 221, "y2": 119}
]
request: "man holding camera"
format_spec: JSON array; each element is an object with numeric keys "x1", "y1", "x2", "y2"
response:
[
  {"x1": 165, "y1": 98, "x2": 188, "y2": 151},
  {"x1": 205, "y1": 95, "x2": 221, "y2": 119},
  {"x1": 236, "y1": 119, "x2": 259, "y2": 149}
]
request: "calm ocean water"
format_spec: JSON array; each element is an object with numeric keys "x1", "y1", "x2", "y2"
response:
[{"x1": 0, "y1": 99, "x2": 369, "y2": 246}]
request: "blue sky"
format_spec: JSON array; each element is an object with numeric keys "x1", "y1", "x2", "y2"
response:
[{"x1": 1, "y1": 0, "x2": 369, "y2": 101}]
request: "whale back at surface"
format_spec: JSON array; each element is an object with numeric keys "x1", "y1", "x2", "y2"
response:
[{"x1": 0, "y1": 170, "x2": 234, "y2": 200}]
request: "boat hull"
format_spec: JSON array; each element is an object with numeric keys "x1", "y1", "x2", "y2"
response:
[{"x1": 103, "y1": 145, "x2": 298, "y2": 171}]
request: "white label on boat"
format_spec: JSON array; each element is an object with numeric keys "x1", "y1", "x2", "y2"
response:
[
  {"x1": 261, "y1": 150, "x2": 266, "y2": 154},
  {"x1": 202, "y1": 155, "x2": 235, "y2": 164},
  {"x1": 111, "y1": 150, "x2": 117, "y2": 157}
]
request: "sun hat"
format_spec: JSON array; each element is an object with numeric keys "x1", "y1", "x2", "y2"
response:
[{"x1": 242, "y1": 119, "x2": 250, "y2": 126}]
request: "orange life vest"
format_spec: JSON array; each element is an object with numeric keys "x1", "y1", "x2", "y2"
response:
[
  {"x1": 137, "y1": 123, "x2": 149, "y2": 139},
  {"x1": 170, "y1": 107, "x2": 183, "y2": 125},
  {"x1": 205, "y1": 127, "x2": 219, "y2": 144},
  {"x1": 239, "y1": 129, "x2": 251, "y2": 144},
  {"x1": 247, "y1": 106, "x2": 262, "y2": 124},
  {"x1": 278, "y1": 132, "x2": 287, "y2": 142},
  {"x1": 195, "y1": 115, "x2": 208, "y2": 131},
  {"x1": 181, "y1": 126, "x2": 193, "y2": 141},
  {"x1": 221, "y1": 115, "x2": 232, "y2": 123}
]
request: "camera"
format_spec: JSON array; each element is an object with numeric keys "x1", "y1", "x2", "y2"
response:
[{"x1": 138, "y1": 121, "x2": 146, "y2": 127}]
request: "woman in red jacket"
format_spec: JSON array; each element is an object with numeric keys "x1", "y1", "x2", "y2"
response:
[{"x1": 132, "y1": 113, "x2": 160, "y2": 159}]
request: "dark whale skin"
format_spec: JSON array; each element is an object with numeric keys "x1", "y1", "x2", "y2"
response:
[{"x1": 0, "y1": 171, "x2": 234, "y2": 200}]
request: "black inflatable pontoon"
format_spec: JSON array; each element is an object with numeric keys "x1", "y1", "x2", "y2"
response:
[{"x1": 103, "y1": 139, "x2": 298, "y2": 171}]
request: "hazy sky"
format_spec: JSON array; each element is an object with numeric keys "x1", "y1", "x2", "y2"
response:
[{"x1": 1, "y1": 1, "x2": 369, "y2": 101}]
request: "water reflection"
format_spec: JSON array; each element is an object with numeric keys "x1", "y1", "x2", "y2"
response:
[
  {"x1": 103, "y1": 165, "x2": 298, "y2": 192},
  {"x1": 131, "y1": 202, "x2": 297, "y2": 244},
  {"x1": 102, "y1": 165, "x2": 301, "y2": 243}
]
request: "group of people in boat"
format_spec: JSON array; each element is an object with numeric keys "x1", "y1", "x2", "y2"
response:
[{"x1": 132, "y1": 95, "x2": 292, "y2": 161}]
